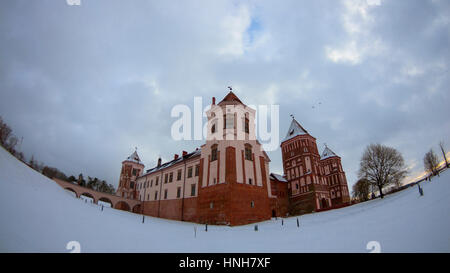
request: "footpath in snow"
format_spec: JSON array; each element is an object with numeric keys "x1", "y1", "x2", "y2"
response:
[{"x1": 0, "y1": 146, "x2": 449, "y2": 252}]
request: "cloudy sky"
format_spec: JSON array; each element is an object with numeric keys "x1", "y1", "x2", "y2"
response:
[{"x1": 1, "y1": 0, "x2": 449, "y2": 190}]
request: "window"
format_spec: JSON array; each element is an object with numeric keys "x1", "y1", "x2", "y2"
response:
[
  {"x1": 195, "y1": 165, "x2": 199, "y2": 176},
  {"x1": 130, "y1": 182, "x2": 135, "y2": 189},
  {"x1": 244, "y1": 118, "x2": 249, "y2": 133},
  {"x1": 177, "y1": 187, "x2": 181, "y2": 198},
  {"x1": 191, "y1": 184, "x2": 196, "y2": 196},
  {"x1": 211, "y1": 123, "x2": 216, "y2": 134},
  {"x1": 211, "y1": 145, "x2": 218, "y2": 161},
  {"x1": 164, "y1": 174, "x2": 168, "y2": 184},
  {"x1": 225, "y1": 114, "x2": 234, "y2": 129},
  {"x1": 296, "y1": 183, "x2": 299, "y2": 189},
  {"x1": 164, "y1": 189, "x2": 168, "y2": 199},
  {"x1": 245, "y1": 144, "x2": 252, "y2": 161},
  {"x1": 154, "y1": 191, "x2": 158, "y2": 200},
  {"x1": 213, "y1": 178, "x2": 216, "y2": 184},
  {"x1": 250, "y1": 201, "x2": 255, "y2": 208},
  {"x1": 187, "y1": 167, "x2": 193, "y2": 178},
  {"x1": 132, "y1": 169, "x2": 137, "y2": 176},
  {"x1": 155, "y1": 176, "x2": 159, "y2": 186},
  {"x1": 177, "y1": 169, "x2": 182, "y2": 181},
  {"x1": 169, "y1": 172, "x2": 173, "y2": 183},
  {"x1": 150, "y1": 180, "x2": 153, "y2": 187},
  {"x1": 249, "y1": 178, "x2": 252, "y2": 185},
  {"x1": 210, "y1": 202, "x2": 214, "y2": 209}
]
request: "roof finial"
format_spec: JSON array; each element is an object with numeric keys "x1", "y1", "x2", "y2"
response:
[
  {"x1": 290, "y1": 114, "x2": 295, "y2": 119},
  {"x1": 228, "y1": 86, "x2": 232, "y2": 91}
]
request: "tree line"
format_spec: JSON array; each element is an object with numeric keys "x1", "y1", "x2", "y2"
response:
[
  {"x1": 353, "y1": 141, "x2": 449, "y2": 202},
  {"x1": 0, "y1": 116, "x2": 115, "y2": 195}
]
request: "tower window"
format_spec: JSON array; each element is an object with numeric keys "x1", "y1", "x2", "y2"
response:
[
  {"x1": 211, "y1": 123, "x2": 216, "y2": 134},
  {"x1": 251, "y1": 201, "x2": 255, "y2": 208},
  {"x1": 211, "y1": 145, "x2": 218, "y2": 161},
  {"x1": 245, "y1": 144, "x2": 252, "y2": 161},
  {"x1": 210, "y1": 202, "x2": 214, "y2": 209},
  {"x1": 244, "y1": 118, "x2": 249, "y2": 133}
]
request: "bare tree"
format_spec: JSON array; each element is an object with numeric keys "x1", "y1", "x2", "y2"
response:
[
  {"x1": 424, "y1": 149, "x2": 440, "y2": 177},
  {"x1": 0, "y1": 116, "x2": 12, "y2": 147},
  {"x1": 358, "y1": 144, "x2": 407, "y2": 199},
  {"x1": 352, "y1": 178, "x2": 371, "y2": 202},
  {"x1": 439, "y1": 141, "x2": 449, "y2": 168}
]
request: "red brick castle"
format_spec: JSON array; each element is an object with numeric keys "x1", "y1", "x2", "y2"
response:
[{"x1": 116, "y1": 91, "x2": 350, "y2": 225}]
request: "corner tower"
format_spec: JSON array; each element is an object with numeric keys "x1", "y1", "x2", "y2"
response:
[
  {"x1": 320, "y1": 145, "x2": 350, "y2": 206},
  {"x1": 117, "y1": 150, "x2": 145, "y2": 200},
  {"x1": 280, "y1": 118, "x2": 330, "y2": 214}
]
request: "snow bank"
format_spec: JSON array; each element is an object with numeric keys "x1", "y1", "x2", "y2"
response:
[{"x1": 0, "y1": 146, "x2": 449, "y2": 252}]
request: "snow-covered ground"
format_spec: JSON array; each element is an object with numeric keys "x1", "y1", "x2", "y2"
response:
[{"x1": 0, "y1": 146, "x2": 449, "y2": 252}]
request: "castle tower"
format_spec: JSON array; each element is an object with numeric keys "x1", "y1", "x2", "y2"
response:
[
  {"x1": 117, "y1": 150, "x2": 145, "y2": 200},
  {"x1": 196, "y1": 91, "x2": 273, "y2": 225},
  {"x1": 280, "y1": 118, "x2": 331, "y2": 214},
  {"x1": 320, "y1": 145, "x2": 350, "y2": 206}
]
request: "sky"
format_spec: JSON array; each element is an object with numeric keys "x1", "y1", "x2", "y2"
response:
[{"x1": 1, "y1": 0, "x2": 449, "y2": 190}]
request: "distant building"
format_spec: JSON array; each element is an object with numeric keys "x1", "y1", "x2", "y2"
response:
[{"x1": 116, "y1": 91, "x2": 350, "y2": 225}]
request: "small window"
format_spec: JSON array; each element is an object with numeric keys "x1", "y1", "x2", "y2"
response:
[
  {"x1": 154, "y1": 191, "x2": 158, "y2": 200},
  {"x1": 169, "y1": 172, "x2": 173, "y2": 183},
  {"x1": 155, "y1": 176, "x2": 159, "y2": 185},
  {"x1": 210, "y1": 202, "x2": 214, "y2": 209},
  {"x1": 211, "y1": 123, "x2": 216, "y2": 134},
  {"x1": 195, "y1": 165, "x2": 199, "y2": 176},
  {"x1": 150, "y1": 180, "x2": 153, "y2": 187},
  {"x1": 191, "y1": 184, "x2": 196, "y2": 196},
  {"x1": 164, "y1": 174, "x2": 168, "y2": 184},
  {"x1": 164, "y1": 189, "x2": 168, "y2": 199},
  {"x1": 132, "y1": 169, "x2": 137, "y2": 176},
  {"x1": 213, "y1": 178, "x2": 216, "y2": 184},
  {"x1": 249, "y1": 178, "x2": 252, "y2": 185},
  {"x1": 130, "y1": 182, "x2": 135, "y2": 189},
  {"x1": 250, "y1": 201, "x2": 255, "y2": 208},
  {"x1": 177, "y1": 187, "x2": 181, "y2": 198},
  {"x1": 177, "y1": 169, "x2": 182, "y2": 181},
  {"x1": 187, "y1": 167, "x2": 193, "y2": 178}
]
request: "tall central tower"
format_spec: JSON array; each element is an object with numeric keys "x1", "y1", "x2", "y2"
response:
[
  {"x1": 196, "y1": 91, "x2": 273, "y2": 225},
  {"x1": 280, "y1": 118, "x2": 331, "y2": 214}
]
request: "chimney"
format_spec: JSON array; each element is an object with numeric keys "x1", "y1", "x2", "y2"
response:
[
  {"x1": 174, "y1": 154, "x2": 179, "y2": 160},
  {"x1": 212, "y1": 97, "x2": 216, "y2": 105},
  {"x1": 157, "y1": 157, "x2": 162, "y2": 167},
  {"x1": 182, "y1": 150, "x2": 188, "y2": 156}
]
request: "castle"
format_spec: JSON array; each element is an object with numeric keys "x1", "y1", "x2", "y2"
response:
[{"x1": 116, "y1": 91, "x2": 350, "y2": 225}]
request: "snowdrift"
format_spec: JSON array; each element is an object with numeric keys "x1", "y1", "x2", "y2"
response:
[{"x1": 0, "y1": 146, "x2": 449, "y2": 252}]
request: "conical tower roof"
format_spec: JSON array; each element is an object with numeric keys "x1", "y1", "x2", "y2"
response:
[
  {"x1": 124, "y1": 150, "x2": 143, "y2": 165},
  {"x1": 283, "y1": 118, "x2": 309, "y2": 142},
  {"x1": 218, "y1": 91, "x2": 244, "y2": 106},
  {"x1": 321, "y1": 145, "x2": 338, "y2": 160}
]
